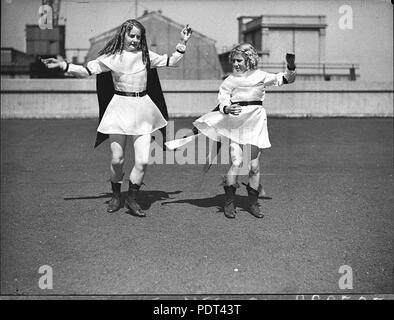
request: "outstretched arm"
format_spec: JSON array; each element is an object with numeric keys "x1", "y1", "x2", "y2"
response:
[
  {"x1": 263, "y1": 52, "x2": 296, "y2": 86},
  {"x1": 150, "y1": 25, "x2": 193, "y2": 68},
  {"x1": 41, "y1": 58, "x2": 110, "y2": 78}
]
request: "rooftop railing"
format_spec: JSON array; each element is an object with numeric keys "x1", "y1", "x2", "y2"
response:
[{"x1": 259, "y1": 62, "x2": 360, "y2": 81}]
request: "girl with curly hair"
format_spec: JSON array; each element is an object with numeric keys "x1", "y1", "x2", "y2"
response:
[
  {"x1": 167, "y1": 43, "x2": 296, "y2": 219},
  {"x1": 43, "y1": 19, "x2": 192, "y2": 217}
]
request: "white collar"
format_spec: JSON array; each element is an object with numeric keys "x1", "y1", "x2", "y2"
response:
[{"x1": 98, "y1": 51, "x2": 146, "y2": 74}]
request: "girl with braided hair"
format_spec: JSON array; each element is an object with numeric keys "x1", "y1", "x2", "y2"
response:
[
  {"x1": 166, "y1": 43, "x2": 296, "y2": 219},
  {"x1": 43, "y1": 19, "x2": 192, "y2": 217}
]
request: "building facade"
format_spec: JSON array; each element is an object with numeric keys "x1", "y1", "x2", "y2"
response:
[
  {"x1": 219, "y1": 14, "x2": 359, "y2": 81},
  {"x1": 1, "y1": 47, "x2": 35, "y2": 78},
  {"x1": 1, "y1": 0, "x2": 392, "y2": 82},
  {"x1": 86, "y1": 11, "x2": 223, "y2": 80}
]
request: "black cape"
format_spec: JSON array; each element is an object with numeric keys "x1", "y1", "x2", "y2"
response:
[
  {"x1": 186, "y1": 104, "x2": 221, "y2": 173},
  {"x1": 94, "y1": 68, "x2": 169, "y2": 148}
]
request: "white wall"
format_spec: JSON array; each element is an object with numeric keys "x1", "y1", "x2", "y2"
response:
[{"x1": 1, "y1": 79, "x2": 393, "y2": 118}]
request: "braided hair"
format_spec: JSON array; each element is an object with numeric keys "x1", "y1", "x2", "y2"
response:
[
  {"x1": 229, "y1": 43, "x2": 259, "y2": 71},
  {"x1": 98, "y1": 19, "x2": 150, "y2": 70}
]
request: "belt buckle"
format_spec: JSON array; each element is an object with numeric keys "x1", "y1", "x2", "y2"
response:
[{"x1": 135, "y1": 91, "x2": 140, "y2": 97}]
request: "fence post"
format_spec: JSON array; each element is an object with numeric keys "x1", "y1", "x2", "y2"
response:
[{"x1": 349, "y1": 64, "x2": 356, "y2": 81}]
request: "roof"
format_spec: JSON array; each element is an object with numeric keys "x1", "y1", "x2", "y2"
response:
[
  {"x1": 1, "y1": 47, "x2": 32, "y2": 55},
  {"x1": 84, "y1": 10, "x2": 222, "y2": 79},
  {"x1": 88, "y1": 11, "x2": 216, "y2": 45}
]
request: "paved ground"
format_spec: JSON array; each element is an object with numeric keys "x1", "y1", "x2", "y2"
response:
[{"x1": 1, "y1": 118, "x2": 393, "y2": 296}]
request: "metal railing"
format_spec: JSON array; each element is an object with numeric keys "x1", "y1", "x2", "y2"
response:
[
  {"x1": 259, "y1": 62, "x2": 360, "y2": 80},
  {"x1": 65, "y1": 48, "x2": 89, "y2": 64}
]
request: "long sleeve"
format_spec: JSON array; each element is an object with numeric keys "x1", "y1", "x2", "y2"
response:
[
  {"x1": 149, "y1": 43, "x2": 186, "y2": 68},
  {"x1": 63, "y1": 59, "x2": 111, "y2": 78},
  {"x1": 262, "y1": 67, "x2": 296, "y2": 87},
  {"x1": 218, "y1": 78, "x2": 232, "y2": 113}
]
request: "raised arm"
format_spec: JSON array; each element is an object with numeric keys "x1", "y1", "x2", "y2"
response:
[
  {"x1": 41, "y1": 58, "x2": 110, "y2": 78},
  {"x1": 263, "y1": 52, "x2": 296, "y2": 87},
  {"x1": 149, "y1": 25, "x2": 192, "y2": 68}
]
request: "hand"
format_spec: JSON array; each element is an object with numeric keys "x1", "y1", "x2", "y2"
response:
[
  {"x1": 180, "y1": 24, "x2": 192, "y2": 43},
  {"x1": 41, "y1": 58, "x2": 64, "y2": 69},
  {"x1": 285, "y1": 52, "x2": 296, "y2": 69},
  {"x1": 224, "y1": 104, "x2": 242, "y2": 116}
]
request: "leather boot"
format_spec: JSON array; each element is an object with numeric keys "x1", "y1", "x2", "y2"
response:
[
  {"x1": 125, "y1": 182, "x2": 145, "y2": 217},
  {"x1": 223, "y1": 184, "x2": 238, "y2": 218},
  {"x1": 245, "y1": 184, "x2": 264, "y2": 218},
  {"x1": 107, "y1": 181, "x2": 122, "y2": 213}
]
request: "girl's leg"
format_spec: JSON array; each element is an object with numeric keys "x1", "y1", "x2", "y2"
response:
[
  {"x1": 222, "y1": 142, "x2": 243, "y2": 219},
  {"x1": 245, "y1": 145, "x2": 264, "y2": 218},
  {"x1": 126, "y1": 134, "x2": 151, "y2": 217},
  {"x1": 129, "y1": 134, "x2": 151, "y2": 185},
  {"x1": 107, "y1": 134, "x2": 127, "y2": 213},
  {"x1": 248, "y1": 145, "x2": 262, "y2": 190},
  {"x1": 226, "y1": 142, "x2": 243, "y2": 185},
  {"x1": 109, "y1": 134, "x2": 127, "y2": 183}
]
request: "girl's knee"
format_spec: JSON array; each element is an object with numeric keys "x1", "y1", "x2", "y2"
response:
[
  {"x1": 111, "y1": 155, "x2": 124, "y2": 167},
  {"x1": 249, "y1": 163, "x2": 260, "y2": 176},
  {"x1": 134, "y1": 161, "x2": 148, "y2": 172},
  {"x1": 231, "y1": 159, "x2": 243, "y2": 169},
  {"x1": 231, "y1": 153, "x2": 243, "y2": 168}
]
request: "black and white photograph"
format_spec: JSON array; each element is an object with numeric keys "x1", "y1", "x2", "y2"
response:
[{"x1": 1, "y1": 0, "x2": 393, "y2": 303}]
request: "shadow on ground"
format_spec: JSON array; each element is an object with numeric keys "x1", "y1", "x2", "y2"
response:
[
  {"x1": 64, "y1": 190, "x2": 183, "y2": 212},
  {"x1": 161, "y1": 194, "x2": 272, "y2": 214}
]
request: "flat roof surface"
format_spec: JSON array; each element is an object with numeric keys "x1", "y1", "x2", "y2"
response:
[{"x1": 1, "y1": 118, "x2": 393, "y2": 296}]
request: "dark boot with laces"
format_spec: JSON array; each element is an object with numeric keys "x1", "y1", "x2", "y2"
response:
[
  {"x1": 107, "y1": 181, "x2": 122, "y2": 213},
  {"x1": 245, "y1": 183, "x2": 264, "y2": 218},
  {"x1": 125, "y1": 182, "x2": 145, "y2": 217},
  {"x1": 223, "y1": 184, "x2": 238, "y2": 219}
]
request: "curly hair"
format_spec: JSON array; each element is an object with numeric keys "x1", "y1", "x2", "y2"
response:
[
  {"x1": 98, "y1": 19, "x2": 150, "y2": 70},
  {"x1": 229, "y1": 43, "x2": 259, "y2": 70}
]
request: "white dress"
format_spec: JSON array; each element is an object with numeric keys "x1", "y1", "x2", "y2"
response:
[
  {"x1": 67, "y1": 49, "x2": 184, "y2": 135},
  {"x1": 193, "y1": 68, "x2": 296, "y2": 149}
]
